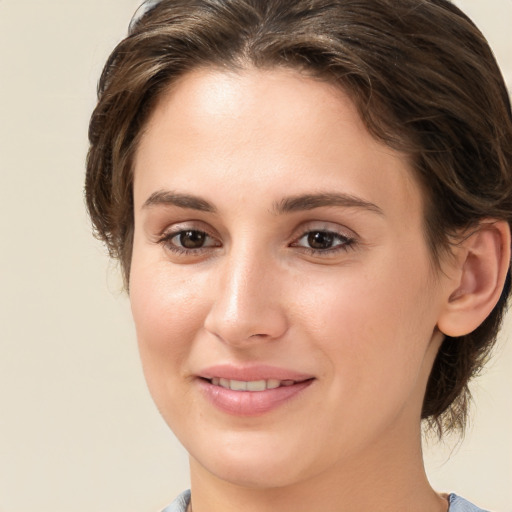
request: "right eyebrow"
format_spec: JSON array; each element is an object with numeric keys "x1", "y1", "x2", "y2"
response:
[{"x1": 141, "y1": 190, "x2": 216, "y2": 213}]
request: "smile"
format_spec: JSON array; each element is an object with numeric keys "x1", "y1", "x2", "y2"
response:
[
  {"x1": 199, "y1": 376, "x2": 315, "y2": 416},
  {"x1": 209, "y1": 378, "x2": 298, "y2": 391}
]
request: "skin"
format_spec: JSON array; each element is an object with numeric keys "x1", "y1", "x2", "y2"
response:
[{"x1": 129, "y1": 67, "x2": 456, "y2": 512}]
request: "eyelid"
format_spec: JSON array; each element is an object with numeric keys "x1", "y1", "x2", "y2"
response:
[
  {"x1": 290, "y1": 220, "x2": 358, "y2": 241},
  {"x1": 288, "y1": 221, "x2": 359, "y2": 256},
  {"x1": 156, "y1": 221, "x2": 222, "y2": 257},
  {"x1": 167, "y1": 230, "x2": 219, "y2": 248},
  {"x1": 157, "y1": 220, "x2": 219, "y2": 240}
]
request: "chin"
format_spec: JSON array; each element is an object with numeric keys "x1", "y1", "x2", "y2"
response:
[
  {"x1": 200, "y1": 456, "x2": 305, "y2": 489},
  {"x1": 186, "y1": 429, "x2": 313, "y2": 489}
]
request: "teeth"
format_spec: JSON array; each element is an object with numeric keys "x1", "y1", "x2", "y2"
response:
[
  {"x1": 246, "y1": 380, "x2": 266, "y2": 392},
  {"x1": 267, "y1": 379, "x2": 280, "y2": 389},
  {"x1": 230, "y1": 379, "x2": 247, "y2": 391},
  {"x1": 209, "y1": 378, "x2": 297, "y2": 391}
]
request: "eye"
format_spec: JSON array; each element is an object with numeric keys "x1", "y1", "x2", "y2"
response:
[
  {"x1": 292, "y1": 230, "x2": 355, "y2": 253},
  {"x1": 158, "y1": 228, "x2": 221, "y2": 255},
  {"x1": 175, "y1": 230, "x2": 211, "y2": 249},
  {"x1": 304, "y1": 231, "x2": 337, "y2": 250}
]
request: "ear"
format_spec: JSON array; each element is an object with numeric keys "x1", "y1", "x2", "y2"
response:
[{"x1": 437, "y1": 220, "x2": 511, "y2": 337}]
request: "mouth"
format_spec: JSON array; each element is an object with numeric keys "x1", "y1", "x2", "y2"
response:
[
  {"x1": 204, "y1": 377, "x2": 312, "y2": 392},
  {"x1": 197, "y1": 372, "x2": 315, "y2": 416}
]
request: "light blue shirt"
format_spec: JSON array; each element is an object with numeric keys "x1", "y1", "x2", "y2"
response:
[{"x1": 161, "y1": 490, "x2": 490, "y2": 511}]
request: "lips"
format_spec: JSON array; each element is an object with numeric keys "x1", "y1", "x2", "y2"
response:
[{"x1": 197, "y1": 365, "x2": 315, "y2": 416}]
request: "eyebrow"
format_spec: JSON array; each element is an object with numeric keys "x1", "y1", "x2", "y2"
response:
[
  {"x1": 273, "y1": 193, "x2": 383, "y2": 216},
  {"x1": 142, "y1": 190, "x2": 216, "y2": 212},
  {"x1": 142, "y1": 190, "x2": 383, "y2": 216}
]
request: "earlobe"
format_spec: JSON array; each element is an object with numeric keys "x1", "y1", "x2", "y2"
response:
[{"x1": 437, "y1": 220, "x2": 511, "y2": 337}]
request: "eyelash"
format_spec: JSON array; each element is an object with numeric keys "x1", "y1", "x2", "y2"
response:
[
  {"x1": 157, "y1": 228, "x2": 220, "y2": 256},
  {"x1": 290, "y1": 230, "x2": 357, "y2": 256},
  {"x1": 157, "y1": 227, "x2": 357, "y2": 257}
]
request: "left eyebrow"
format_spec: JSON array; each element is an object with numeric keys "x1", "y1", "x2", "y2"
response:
[{"x1": 272, "y1": 193, "x2": 384, "y2": 216}]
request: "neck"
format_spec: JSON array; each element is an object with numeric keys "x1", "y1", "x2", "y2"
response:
[{"x1": 188, "y1": 425, "x2": 448, "y2": 512}]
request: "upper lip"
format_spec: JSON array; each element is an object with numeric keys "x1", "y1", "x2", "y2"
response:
[{"x1": 198, "y1": 364, "x2": 314, "y2": 382}]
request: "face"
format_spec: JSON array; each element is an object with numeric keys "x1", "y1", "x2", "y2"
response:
[{"x1": 130, "y1": 67, "x2": 450, "y2": 489}]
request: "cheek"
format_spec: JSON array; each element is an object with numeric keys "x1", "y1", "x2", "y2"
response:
[
  {"x1": 296, "y1": 251, "x2": 438, "y2": 383},
  {"x1": 129, "y1": 261, "x2": 209, "y2": 384}
]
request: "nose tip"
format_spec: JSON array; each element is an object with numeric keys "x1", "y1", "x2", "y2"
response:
[
  {"x1": 203, "y1": 259, "x2": 289, "y2": 346},
  {"x1": 204, "y1": 318, "x2": 284, "y2": 346},
  {"x1": 204, "y1": 294, "x2": 289, "y2": 346}
]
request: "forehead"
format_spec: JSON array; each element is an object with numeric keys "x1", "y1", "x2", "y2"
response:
[{"x1": 133, "y1": 66, "x2": 423, "y2": 221}]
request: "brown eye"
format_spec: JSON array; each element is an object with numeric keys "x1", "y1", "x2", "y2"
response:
[
  {"x1": 179, "y1": 230, "x2": 207, "y2": 249},
  {"x1": 292, "y1": 229, "x2": 355, "y2": 254},
  {"x1": 307, "y1": 231, "x2": 335, "y2": 250},
  {"x1": 160, "y1": 228, "x2": 221, "y2": 254}
]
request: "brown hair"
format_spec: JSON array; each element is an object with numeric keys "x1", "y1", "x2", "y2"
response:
[{"x1": 85, "y1": 0, "x2": 512, "y2": 435}]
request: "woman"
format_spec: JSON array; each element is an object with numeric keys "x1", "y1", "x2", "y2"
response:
[{"x1": 85, "y1": 1, "x2": 512, "y2": 511}]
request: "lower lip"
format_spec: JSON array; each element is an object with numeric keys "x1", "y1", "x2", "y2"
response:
[{"x1": 198, "y1": 379, "x2": 314, "y2": 416}]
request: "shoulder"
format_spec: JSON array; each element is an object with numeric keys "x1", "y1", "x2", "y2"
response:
[
  {"x1": 448, "y1": 494, "x2": 491, "y2": 512},
  {"x1": 160, "y1": 489, "x2": 191, "y2": 512}
]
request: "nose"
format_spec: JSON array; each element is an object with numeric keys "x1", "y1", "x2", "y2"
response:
[{"x1": 203, "y1": 248, "x2": 289, "y2": 346}]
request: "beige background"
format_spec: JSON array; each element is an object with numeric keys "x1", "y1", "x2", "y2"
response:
[{"x1": 0, "y1": 1, "x2": 510, "y2": 511}]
